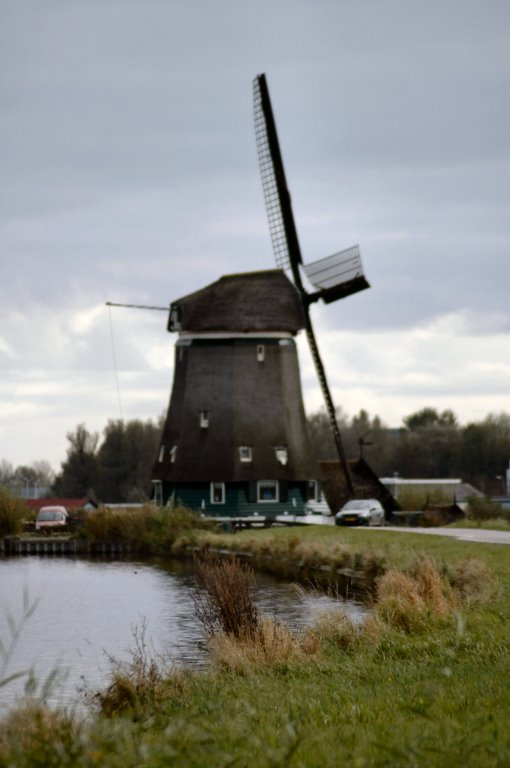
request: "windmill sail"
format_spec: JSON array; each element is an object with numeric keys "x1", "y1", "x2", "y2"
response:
[
  {"x1": 253, "y1": 73, "x2": 361, "y2": 494},
  {"x1": 303, "y1": 245, "x2": 369, "y2": 304},
  {"x1": 253, "y1": 74, "x2": 304, "y2": 289}
]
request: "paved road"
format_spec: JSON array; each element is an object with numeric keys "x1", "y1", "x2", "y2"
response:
[
  {"x1": 373, "y1": 526, "x2": 510, "y2": 546},
  {"x1": 279, "y1": 516, "x2": 510, "y2": 544}
]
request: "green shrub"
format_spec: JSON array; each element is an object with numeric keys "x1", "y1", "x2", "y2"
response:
[
  {"x1": 467, "y1": 496, "x2": 510, "y2": 523},
  {"x1": 82, "y1": 503, "x2": 215, "y2": 554},
  {"x1": 0, "y1": 487, "x2": 29, "y2": 537}
]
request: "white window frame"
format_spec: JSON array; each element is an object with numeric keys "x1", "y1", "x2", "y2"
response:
[
  {"x1": 257, "y1": 480, "x2": 279, "y2": 503},
  {"x1": 239, "y1": 446, "x2": 253, "y2": 463},
  {"x1": 170, "y1": 306, "x2": 181, "y2": 330},
  {"x1": 152, "y1": 480, "x2": 163, "y2": 505},
  {"x1": 170, "y1": 445, "x2": 178, "y2": 463},
  {"x1": 210, "y1": 481, "x2": 226, "y2": 504},
  {"x1": 275, "y1": 446, "x2": 288, "y2": 466},
  {"x1": 307, "y1": 479, "x2": 321, "y2": 501},
  {"x1": 200, "y1": 410, "x2": 209, "y2": 429},
  {"x1": 158, "y1": 445, "x2": 165, "y2": 463},
  {"x1": 257, "y1": 344, "x2": 265, "y2": 362}
]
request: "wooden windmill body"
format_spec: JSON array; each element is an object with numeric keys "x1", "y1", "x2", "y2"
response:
[
  {"x1": 151, "y1": 74, "x2": 370, "y2": 518},
  {"x1": 152, "y1": 270, "x2": 320, "y2": 515}
]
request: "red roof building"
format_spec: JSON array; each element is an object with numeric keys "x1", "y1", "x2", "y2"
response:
[{"x1": 23, "y1": 498, "x2": 97, "y2": 513}]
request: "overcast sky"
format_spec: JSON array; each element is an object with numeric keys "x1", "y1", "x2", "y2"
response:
[{"x1": 1, "y1": 0, "x2": 509, "y2": 471}]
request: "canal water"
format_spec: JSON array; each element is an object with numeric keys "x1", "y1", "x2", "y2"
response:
[{"x1": 0, "y1": 556, "x2": 367, "y2": 711}]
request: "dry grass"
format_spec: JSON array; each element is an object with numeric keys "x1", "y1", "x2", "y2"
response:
[
  {"x1": 190, "y1": 533, "x2": 387, "y2": 599},
  {"x1": 310, "y1": 610, "x2": 360, "y2": 649},
  {"x1": 193, "y1": 553, "x2": 260, "y2": 641},
  {"x1": 92, "y1": 621, "x2": 185, "y2": 718},
  {"x1": 450, "y1": 557, "x2": 498, "y2": 604},
  {"x1": 0, "y1": 704, "x2": 77, "y2": 762},
  {"x1": 209, "y1": 618, "x2": 319, "y2": 672},
  {"x1": 409, "y1": 554, "x2": 452, "y2": 616},
  {"x1": 375, "y1": 556, "x2": 454, "y2": 633},
  {"x1": 310, "y1": 610, "x2": 383, "y2": 651},
  {"x1": 193, "y1": 553, "x2": 323, "y2": 672}
]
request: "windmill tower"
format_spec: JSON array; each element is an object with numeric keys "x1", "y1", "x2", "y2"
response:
[
  {"x1": 151, "y1": 270, "x2": 319, "y2": 516},
  {"x1": 151, "y1": 74, "x2": 370, "y2": 518}
]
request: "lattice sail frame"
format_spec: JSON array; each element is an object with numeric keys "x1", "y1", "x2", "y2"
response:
[
  {"x1": 254, "y1": 75, "x2": 368, "y2": 304},
  {"x1": 253, "y1": 75, "x2": 295, "y2": 273}
]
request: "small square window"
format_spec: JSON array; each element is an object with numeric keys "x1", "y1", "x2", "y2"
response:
[
  {"x1": 257, "y1": 480, "x2": 279, "y2": 503},
  {"x1": 257, "y1": 344, "x2": 265, "y2": 362},
  {"x1": 275, "y1": 446, "x2": 288, "y2": 466},
  {"x1": 239, "y1": 446, "x2": 253, "y2": 463},
  {"x1": 158, "y1": 445, "x2": 165, "y2": 463},
  {"x1": 170, "y1": 445, "x2": 178, "y2": 463},
  {"x1": 210, "y1": 482, "x2": 225, "y2": 504},
  {"x1": 200, "y1": 410, "x2": 209, "y2": 429}
]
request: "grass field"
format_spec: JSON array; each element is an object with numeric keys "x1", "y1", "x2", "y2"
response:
[{"x1": 1, "y1": 525, "x2": 509, "y2": 767}]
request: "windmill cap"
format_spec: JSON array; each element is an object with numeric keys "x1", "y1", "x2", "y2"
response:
[{"x1": 168, "y1": 269, "x2": 305, "y2": 333}]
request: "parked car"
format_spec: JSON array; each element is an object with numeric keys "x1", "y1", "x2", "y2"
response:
[
  {"x1": 35, "y1": 506, "x2": 68, "y2": 532},
  {"x1": 335, "y1": 499, "x2": 385, "y2": 527}
]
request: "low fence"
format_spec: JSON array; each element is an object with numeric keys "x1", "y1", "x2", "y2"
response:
[{"x1": 1, "y1": 536, "x2": 131, "y2": 557}]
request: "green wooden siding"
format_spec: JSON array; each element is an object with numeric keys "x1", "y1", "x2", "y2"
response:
[{"x1": 164, "y1": 481, "x2": 308, "y2": 518}]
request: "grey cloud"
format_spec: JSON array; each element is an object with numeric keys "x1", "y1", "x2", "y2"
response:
[{"x1": 1, "y1": 0, "x2": 510, "y2": 465}]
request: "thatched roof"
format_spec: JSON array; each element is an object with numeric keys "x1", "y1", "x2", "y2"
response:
[{"x1": 169, "y1": 269, "x2": 305, "y2": 333}]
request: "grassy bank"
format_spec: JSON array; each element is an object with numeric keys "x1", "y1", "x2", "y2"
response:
[{"x1": 1, "y1": 526, "x2": 509, "y2": 767}]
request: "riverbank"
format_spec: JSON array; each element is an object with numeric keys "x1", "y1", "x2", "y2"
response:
[{"x1": 1, "y1": 524, "x2": 509, "y2": 766}]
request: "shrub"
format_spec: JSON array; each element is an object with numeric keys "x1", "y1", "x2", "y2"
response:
[
  {"x1": 0, "y1": 487, "x2": 28, "y2": 537},
  {"x1": 467, "y1": 496, "x2": 510, "y2": 523},
  {"x1": 82, "y1": 503, "x2": 215, "y2": 554},
  {"x1": 193, "y1": 554, "x2": 260, "y2": 641}
]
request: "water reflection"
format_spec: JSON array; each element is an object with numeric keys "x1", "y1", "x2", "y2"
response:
[{"x1": 0, "y1": 556, "x2": 368, "y2": 709}]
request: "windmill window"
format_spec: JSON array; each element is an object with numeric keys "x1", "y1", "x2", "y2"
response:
[
  {"x1": 257, "y1": 344, "x2": 265, "y2": 362},
  {"x1": 200, "y1": 410, "x2": 209, "y2": 429},
  {"x1": 275, "y1": 446, "x2": 288, "y2": 465},
  {"x1": 307, "y1": 480, "x2": 321, "y2": 501},
  {"x1": 257, "y1": 480, "x2": 279, "y2": 503},
  {"x1": 170, "y1": 445, "x2": 178, "y2": 463},
  {"x1": 152, "y1": 480, "x2": 163, "y2": 505},
  {"x1": 239, "y1": 446, "x2": 253, "y2": 463},
  {"x1": 158, "y1": 445, "x2": 165, "y2": 463},
  {"x1": 170, "y1": 306, "x2": 181, "y2": 330},
  {"x1": 210, "y1": 482, "x2": 225, "y2": 504}
]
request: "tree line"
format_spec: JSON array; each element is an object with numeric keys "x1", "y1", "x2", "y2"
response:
[
  {"x1": 309, "y1": 406, "x2": 510, "y2": 496},
  {"x1": 2, "y1": 407, "x2": 510, "y2": 503}
]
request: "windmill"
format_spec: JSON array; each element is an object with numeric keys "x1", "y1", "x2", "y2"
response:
[
  {"x1": 253, "y1": 74, "x2": 370, "y2": 494},
  {"x1": 118, "y1": 73, "x2": 372, "y2": 518}
]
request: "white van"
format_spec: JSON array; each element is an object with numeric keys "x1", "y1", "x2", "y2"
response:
[{"x1": 35, "y1": 506, "x2": 68, "y2": 531}]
